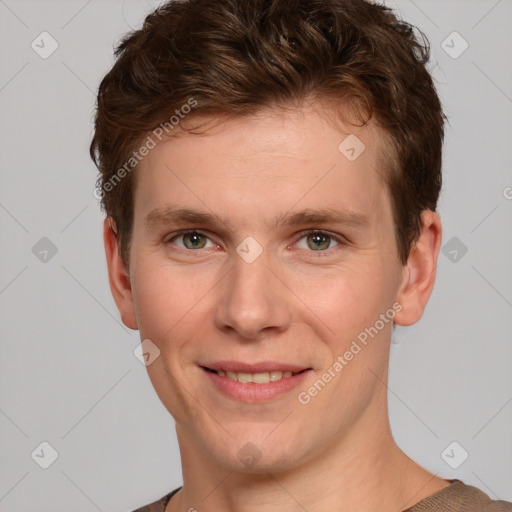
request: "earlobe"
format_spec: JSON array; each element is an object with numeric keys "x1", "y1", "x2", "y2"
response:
[
  {"x1": 393, "y1": 210, "x2": 442, "y2": 327},
  {"x1": 103, "y1": 217, "x2": 138, "y2": 330}
]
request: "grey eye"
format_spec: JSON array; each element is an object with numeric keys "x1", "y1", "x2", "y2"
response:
[
  {"x1": 170, "y1": 231, "x2": 215, "y2": 250},
  {"x1": 296, "y1": 232, "x2": 339, "y2": 251}
]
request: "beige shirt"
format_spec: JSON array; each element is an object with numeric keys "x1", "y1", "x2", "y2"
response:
[{"x1": 132, "y1": 479, "x2": 512, "y2": 512}]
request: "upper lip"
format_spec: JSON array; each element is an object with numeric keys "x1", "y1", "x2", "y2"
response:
[{"x1": 201, "y1": 361, "x2": 311, "y2": 373}]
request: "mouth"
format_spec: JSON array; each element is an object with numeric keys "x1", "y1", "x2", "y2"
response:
[
  {"x1": 200, "y1": 364, "x2": 313, "y2": 403},
  {"x1": 201, "y1": 366, "x2": 309, "y2": 384}
]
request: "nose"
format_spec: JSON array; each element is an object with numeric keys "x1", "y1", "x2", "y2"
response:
[{"x1": 214, "y1": 245, "x2": 293, "y2": 340}]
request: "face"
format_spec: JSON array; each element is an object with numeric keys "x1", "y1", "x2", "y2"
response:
[{"x1": 106, "y1": 104, "x2": 438, "y2": 473}]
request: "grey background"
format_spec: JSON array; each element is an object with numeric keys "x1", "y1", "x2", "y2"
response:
[{"x1": 0, "y1": 0, "x2": 511, "y2": 510}]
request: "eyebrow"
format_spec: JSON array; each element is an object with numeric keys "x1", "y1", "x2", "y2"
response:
[{"x1": 144, "y1": 206, "x2": 370, "y2": 232}]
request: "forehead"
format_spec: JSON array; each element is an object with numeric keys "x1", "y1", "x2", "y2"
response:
[{"x1": 134, "y1": 105, "x2": 392, "y2": 229}]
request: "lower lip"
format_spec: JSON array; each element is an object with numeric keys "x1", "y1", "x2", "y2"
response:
[{"x1": 201, "y1": 367, "x2": 312, "y2": 403}]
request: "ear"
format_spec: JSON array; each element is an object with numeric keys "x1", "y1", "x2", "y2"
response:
[
  {"x1": 103, "y1": 217, "x2": 138, "y2": 330},
  {"x1": 394, "y1": 210, "x2": 442, "y2": 326}
]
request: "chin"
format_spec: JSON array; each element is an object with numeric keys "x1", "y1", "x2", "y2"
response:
[{"x1": 204, "y1": 430, "x2": 310, "y2": 474}]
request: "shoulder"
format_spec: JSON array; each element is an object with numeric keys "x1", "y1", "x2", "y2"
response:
[
  {"x1": 407, "y1": 480, "x2": 512, "y2": 511},
  {"x1": 131, "y1": 486, "x2": 182, "y2": 512},
  {"x1": 451, "y1": 480, "x2": 512, "y2": 511}
]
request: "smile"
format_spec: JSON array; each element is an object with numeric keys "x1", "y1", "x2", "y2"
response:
[
  {"x1": 203, "y1": 367, "x2": 304, "y2": 384},
  {"x1": 201, "y1": 366, "x2": 312, "y2": 403}
]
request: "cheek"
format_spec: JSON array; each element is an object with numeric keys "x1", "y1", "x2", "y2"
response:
[
  {"x1": 293, "y1": 259, "x2": 392, "y2": 338},
  {"x1": 130, "y1": 261, "x2": 209, "y2": 421},
  {"x1": 293, "y1": 264, "x2": 395, "y2": 415},
  {"x1": 130, "y1": 257, "x2": 219, "y2": 354},
  {"x1": 130, "y1": 261, "x2": 185, "y2": 341}
]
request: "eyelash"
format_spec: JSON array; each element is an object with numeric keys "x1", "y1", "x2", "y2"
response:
[{"x1": 164, "y1": 229, "x2": 347, "y2": 256}]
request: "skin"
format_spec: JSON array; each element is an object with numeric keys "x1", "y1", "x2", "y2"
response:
[{"x1": 104, "y1": 103, "x2": 447, "y2": 511}]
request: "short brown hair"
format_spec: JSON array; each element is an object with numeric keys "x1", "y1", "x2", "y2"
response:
[{"x1": 90, "y1": 0, "x2": 445, "y2": 266}]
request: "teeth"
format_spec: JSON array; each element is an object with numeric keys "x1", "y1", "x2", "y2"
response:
[{"x1": 215, "y1": 370, "x2": 294, "y2": 383}]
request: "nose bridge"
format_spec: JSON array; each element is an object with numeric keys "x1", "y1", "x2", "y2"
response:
[{"x1": 214, "y1": 240, "x2": 292, "y2": 339}]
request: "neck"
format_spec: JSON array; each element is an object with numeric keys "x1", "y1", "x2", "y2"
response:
[{"x1": 168, "y1": 395, "x2": 447, "y2": 512}]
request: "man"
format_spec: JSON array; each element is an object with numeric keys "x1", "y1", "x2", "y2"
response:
[{"x1": 90, "y1": 0, "x2": 512, "y2": 510}]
